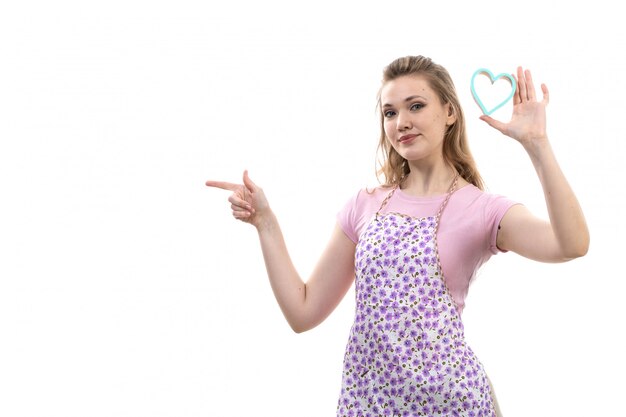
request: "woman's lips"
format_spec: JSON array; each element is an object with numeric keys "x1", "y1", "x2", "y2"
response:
[{"x1": 399, "y1": 134, "x2": 418, "y2": 144}]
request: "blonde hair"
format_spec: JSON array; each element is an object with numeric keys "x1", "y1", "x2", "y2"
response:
[{"x1": 376, "y1": 55, "x2": 484, "y2": 190}]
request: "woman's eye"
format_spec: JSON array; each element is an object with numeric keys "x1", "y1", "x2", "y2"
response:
[
  {"x1": 410, "y1": 103, "x2": 424, "y2": 111},
  {"x1": 384, "y1": 110, "x2": 396, "y2": 118}
]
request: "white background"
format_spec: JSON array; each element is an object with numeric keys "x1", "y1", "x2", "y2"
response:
[{"x1": 1, "y1": 1, "x2": 624, "y2": 416}]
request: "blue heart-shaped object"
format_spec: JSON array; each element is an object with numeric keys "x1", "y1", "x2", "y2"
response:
[{"x1": 470, "y1": 68, "x2": 516, "y2": 116}]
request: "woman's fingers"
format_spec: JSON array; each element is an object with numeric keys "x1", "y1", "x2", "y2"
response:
[
  {"x1": 515, "y1": 67, "x2": 539, "y2": 103},
  {"x1": 479, "y1": 115, "x2": 508, "y2": 134},
  {"x1": 205, "y1": 180, "x2": 238, "y2": 191},
  {"x1": 525, "y1": 69, "x2": 536, "y2": 101},
  {"x1": 517, "y1": 66, "x2": 527, "y2": 102},
  {"x1": 228, "y1": 193, "x2": 253, "y2": 211},
  {"x1": 541, "y1": 83, "x2": 550, "y2": 105},
  {"x1": 207, "y1": 171, "x2": 257, "y2": 193},
  {"x1": 207, "y1": 171, "x2": 262, "y2": 223},
  {"x1": 512, "y1": 73, "x2": 521, "y2": 106},
  {"x1": 485, "y1": 67, "x2": 548, "y2": 143},
  {"x1": 242, "y1": 170, "x2": 258, "y2": 193},
  {"x1": 231, "y1": 203, "x2": 252, "y2": 218}
]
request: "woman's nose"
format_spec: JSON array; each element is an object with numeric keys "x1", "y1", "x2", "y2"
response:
[{"x1": 396, "y1": 111, "x2": 412, "y2": 131}]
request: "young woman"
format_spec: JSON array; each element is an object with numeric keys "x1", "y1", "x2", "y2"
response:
[{"x1": 206, "y1": 56, "x2": 589, "y2": 417}]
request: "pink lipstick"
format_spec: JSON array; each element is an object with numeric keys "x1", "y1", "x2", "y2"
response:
[{"x1": 399, "y1": 134, "x2": 417, "y2": 144}]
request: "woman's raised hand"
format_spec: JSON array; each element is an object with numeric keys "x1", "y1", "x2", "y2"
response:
[
  {"x1": 480, "y1": 66, "x2": 549, "y2": 148},
  {"x1": 206, "y1": 170, "x2": 270, "y2": 228}
]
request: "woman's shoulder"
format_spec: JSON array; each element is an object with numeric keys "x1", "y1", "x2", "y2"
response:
[
  {"x1": 362, "y1": 184, "x2": 395, "y2": 197},
  {"x1": 339, "y1": 185, "x2": 390, "y2": 215},
  {"x1": 455, "y1": 182, "x2": 510, "y2": 201},
  {"x1": 453, "y1": 183, "x2": 519, "y2": 218},
  {"x1": 338, "y1": 185, "x2": 391, "y2": 242},
  {"x1": 347, "y1": 184, "x2": 392, "y2": 202}
]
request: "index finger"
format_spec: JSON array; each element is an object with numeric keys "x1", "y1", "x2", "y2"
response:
[{"x1": 205, "y1": 180, "x2": 238, "y2": 191}]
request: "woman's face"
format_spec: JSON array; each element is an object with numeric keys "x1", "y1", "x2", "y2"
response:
[{"x1": 381, "y1": 75, "x2": 455, "y2": 164}]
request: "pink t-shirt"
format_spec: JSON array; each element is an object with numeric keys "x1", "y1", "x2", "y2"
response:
[{"x1": 337, "y1": 184, "x2": 518, "y2": 314}]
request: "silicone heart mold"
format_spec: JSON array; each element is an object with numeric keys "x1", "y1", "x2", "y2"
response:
[{"x1": 470, "y1": 68, "x2": 516, "y2": 116}]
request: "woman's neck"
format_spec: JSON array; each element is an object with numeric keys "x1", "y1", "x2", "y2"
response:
[{"x1": 401, "y1": 160, "x2": 458, "y2": 197}]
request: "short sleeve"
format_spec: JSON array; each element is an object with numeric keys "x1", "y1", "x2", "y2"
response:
[
  {"x1": 484, "y1": 194, "x2": 519, "y2": 254},
  {"x1": 337, "y1": 189, "x2": 362, "y2": 243}
]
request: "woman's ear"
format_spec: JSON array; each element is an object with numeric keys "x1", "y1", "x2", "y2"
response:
[{"x1": 446, "y1": 103, "x2": 456, "y2": 126}]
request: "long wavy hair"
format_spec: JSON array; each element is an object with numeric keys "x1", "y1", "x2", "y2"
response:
[{"x1": 376, "y1": 56, "x2": 484, "y2": 190}]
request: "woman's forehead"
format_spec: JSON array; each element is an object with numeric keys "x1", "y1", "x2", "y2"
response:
[{"x1": 381, "y1": 75, "x2": 437, "y2": 103}]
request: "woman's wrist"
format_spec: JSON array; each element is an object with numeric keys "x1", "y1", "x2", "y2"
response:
[
  {"x1": 254, "y1": 209, "x2": 278, "y2": 234},
  {"x1": 521, "y1": 136, "x2": 552, "y2": 161}
]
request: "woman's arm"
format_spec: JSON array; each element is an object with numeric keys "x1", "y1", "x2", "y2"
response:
[
  {"x1": 481, "y1": 67, "x2": 590, "y2": 262},
  {"x1": 206, "y1": 171, "x2": 356, "y2": 333}
]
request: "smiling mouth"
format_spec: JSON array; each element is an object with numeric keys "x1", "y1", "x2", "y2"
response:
[{"x1": 399, "y1": 134, "x2": 418, "y2": 143}]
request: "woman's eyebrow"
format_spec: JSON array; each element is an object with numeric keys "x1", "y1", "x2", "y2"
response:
[{"x1": 382, "y1": 95, "x2": 427, "y2": 108}]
